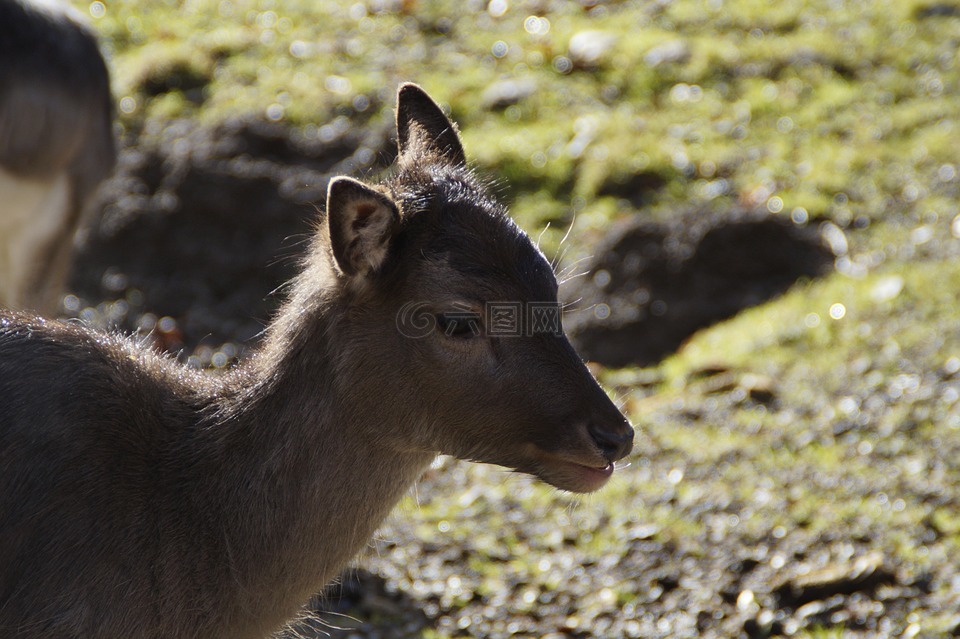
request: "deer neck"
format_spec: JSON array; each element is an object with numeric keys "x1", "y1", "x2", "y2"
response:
[{"x1": 200, "y1": 267, "x2": 435, "y2": 627}]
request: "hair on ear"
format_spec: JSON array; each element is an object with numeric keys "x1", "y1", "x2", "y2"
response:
[
  {"x1": 396, "y1": 83, "x2": 466, "y2": 167},
  {"x1": 326, "y1": 177, "x2": 400, "y2": 277}
]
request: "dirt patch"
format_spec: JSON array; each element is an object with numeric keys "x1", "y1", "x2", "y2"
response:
[
  {"x1": 562, "y1": 208, "x2": 836, "y2": 367},
  {"x1": 68, "y1": 116, "x2": 392, "y2": 362}
]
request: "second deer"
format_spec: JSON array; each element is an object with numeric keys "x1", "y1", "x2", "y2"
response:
[
  {"x1": 0, "y1": 84, "x2": 633, "y2": 639},
  {"x1": 0, "y1": 0, "x2": 116, "y2": 316}
]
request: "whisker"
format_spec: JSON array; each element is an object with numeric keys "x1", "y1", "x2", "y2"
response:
[
  {"x1": 556, "y1": 254, "x2": 593, "y2": 279},
  {"x1": 556, "y1": 252, "x2": 587, "y2": 270},
  {"x1": 559, "y1": 208, "x2": 577, "y2": 249},
  {"x1": 535, "y1": 222, "x2": 551, "y2": 250},
  {"x1": 266, "y1": 233, "x2": 313, "y2": 268},
  {"x1": 558, "y1": 271, "x2": 590, "y2": 286},
  {"x1": 551, "y1": 239, "x2": 579, "y2": 272}
]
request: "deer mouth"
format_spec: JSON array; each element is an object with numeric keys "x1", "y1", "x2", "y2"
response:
[
  {"x1": 523, "y1": 447, "x2": 616, "y2": 493},
  {"x1": 559, "y1": 458, "x2": 615, "y2": 488}
]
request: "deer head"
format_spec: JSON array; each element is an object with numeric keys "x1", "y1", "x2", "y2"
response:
[{"x1": 317, "y1": 84, "x2": 633, "y2": 493}]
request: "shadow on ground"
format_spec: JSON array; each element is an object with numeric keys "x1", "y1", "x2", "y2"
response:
[
  {"x1": 561, "y1": 207, "x2": 836, "y2": 368},
  {"x1": 279, "y1": 569, "x2": 432, "y2": 639}
]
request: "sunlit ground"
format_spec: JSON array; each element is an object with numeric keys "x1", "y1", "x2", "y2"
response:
[{"x1": 72, "y1": 1, "x2": 960, "y2": 637}]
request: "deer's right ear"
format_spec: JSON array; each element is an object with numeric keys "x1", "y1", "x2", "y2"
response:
[{"x1": 326, "y1": 177, "x2": 399, "y2": 277}]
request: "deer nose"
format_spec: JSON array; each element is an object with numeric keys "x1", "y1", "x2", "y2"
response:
[{"x1": 588, "y1": 421, "x2": 634, "y2": 462}]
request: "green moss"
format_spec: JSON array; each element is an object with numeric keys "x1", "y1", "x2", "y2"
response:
[{"x1": 73, "y1": 0, "x2": 960, "y2": 238}]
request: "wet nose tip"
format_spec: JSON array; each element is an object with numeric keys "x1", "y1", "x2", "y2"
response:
[{"x1": 588, "y1": 421, "x2": 634, "y2": 461}]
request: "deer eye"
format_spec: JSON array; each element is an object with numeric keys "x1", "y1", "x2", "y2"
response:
[{"x1": 435, "y1": 312, "x2": 482, "y2": 338}]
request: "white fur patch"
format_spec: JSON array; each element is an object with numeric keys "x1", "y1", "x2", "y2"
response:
[{"x1": 0, "y1": 168, "x2": 71, "y2": 309}]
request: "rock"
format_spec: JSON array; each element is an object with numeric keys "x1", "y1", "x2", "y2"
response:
[
  {"x1": 736, "y1": 589, "x2": 756, "y2": 612},
  {"x1": 871, "y1": 275, "x2": 904, "y2": 303},
  {"x1": 643, "y1": 39, "x2": 691, "y2": 67},
  {"x1": 793, "y1": 599, "x2": 833, "y2": 621},
  {"x1": 568, "y1": 30, "x2": 618, "y2": 68},
  {"x1": 480, "y1": 78, "x2": 537, "y2": 111},
  {"x1": 628, "y1": 523, "x2": 661, "y2": 540}
]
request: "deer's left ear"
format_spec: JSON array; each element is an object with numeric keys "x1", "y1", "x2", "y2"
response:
[
  {"x1": 396, "y1": 83, "x2": 466, "y2": 167},
  {"x1": 326, "y1": 176, "x2": 399, "y2": 277}
]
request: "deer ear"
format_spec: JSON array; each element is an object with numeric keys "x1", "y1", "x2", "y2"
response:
[
  {"x1": 396, "y1": 83, "x2": 466, "y2": 167},
  {"x1": 326, "y1": 177, "x2": 399, "y2": 277}
]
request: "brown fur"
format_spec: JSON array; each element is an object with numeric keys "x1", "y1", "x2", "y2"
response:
[{"x1": 0, "y1": 85, "x2": 632, "y2": 639}]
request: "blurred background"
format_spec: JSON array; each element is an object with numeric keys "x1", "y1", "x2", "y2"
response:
[{"x1": 41, "y1": 0, "x2": 960, "y2": 636}]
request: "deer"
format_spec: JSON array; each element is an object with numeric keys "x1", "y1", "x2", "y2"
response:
[
  {"x1": 0, "y1": 84, "x2": 633, "y2": 639},
  {"x1": 0, "y1": 0, "x2": 117, "y2": 316}
]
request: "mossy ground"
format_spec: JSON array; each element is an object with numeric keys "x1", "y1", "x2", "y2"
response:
[{"x1": 74, "y1": 0, "x2": 960, "y2": 636}]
